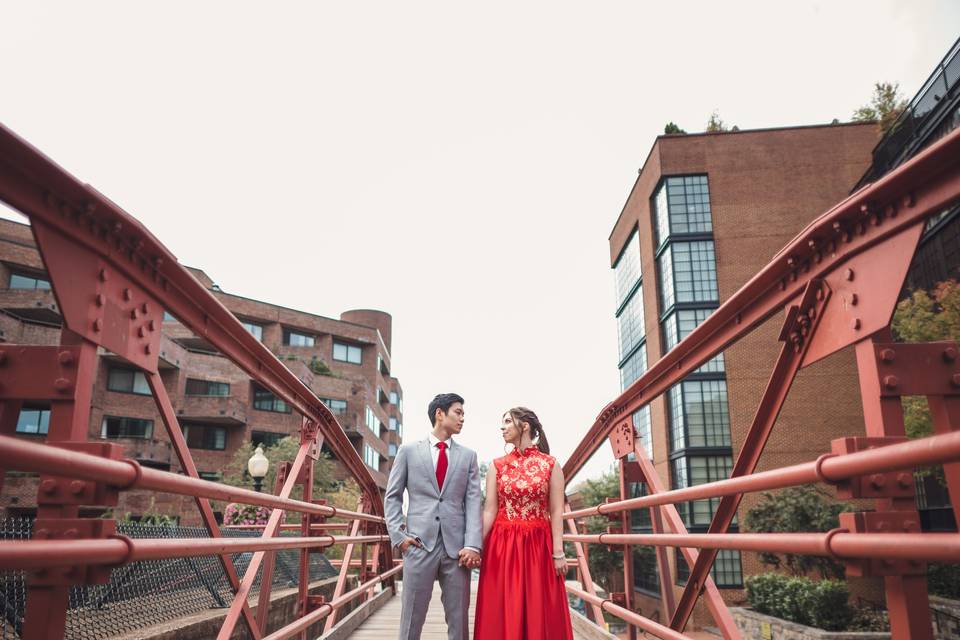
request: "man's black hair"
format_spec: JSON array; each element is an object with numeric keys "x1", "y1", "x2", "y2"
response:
[{"x1": 428, "y1": 393, "x2": 465, "y2": 425}]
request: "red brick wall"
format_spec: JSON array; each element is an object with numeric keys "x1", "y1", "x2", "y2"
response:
[{"x1": 607, "y1": 123, "x2": 881, "y2": 627}]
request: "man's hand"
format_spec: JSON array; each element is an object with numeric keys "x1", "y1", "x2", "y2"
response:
[
  {"x1": 458, "y1": 548, "x2": 481, "y2": 569},
  {"x1": 398, "y1": 537, "x2": 423, "y2": 554}
]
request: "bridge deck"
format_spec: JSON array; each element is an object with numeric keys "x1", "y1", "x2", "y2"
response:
[{"x1": 348, "y1": 581, "x2": 594, "y2": 639}]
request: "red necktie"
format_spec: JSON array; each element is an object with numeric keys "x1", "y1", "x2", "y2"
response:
[{"x1": 436, "y1": 441, "x2": 448, "y2": 490}]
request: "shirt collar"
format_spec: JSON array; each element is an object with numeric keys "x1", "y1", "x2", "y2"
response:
[{"x1": 428, "y1": 433, "x2": 454, "y2": 448}]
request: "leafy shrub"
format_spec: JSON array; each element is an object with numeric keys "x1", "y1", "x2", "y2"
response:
[
  {"x1": 929, "y1": 562, "x2": 960, "y2": 599},
  {"x1": 746, "y1": 573, "x2": 853, "y2": 631}
]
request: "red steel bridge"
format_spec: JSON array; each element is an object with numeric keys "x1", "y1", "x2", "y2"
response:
[{"x1": 0, "y1": 121, "x2": 958, "y2": 639}]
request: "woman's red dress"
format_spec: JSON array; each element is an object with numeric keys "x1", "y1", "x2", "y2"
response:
[{"x1": 473, "y1": 446, "x2": 574, "y2": 639}]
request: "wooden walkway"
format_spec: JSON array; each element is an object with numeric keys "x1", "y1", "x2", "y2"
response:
[{"x1": 348, "y1": 581, "x2": 594, "y2": 639}]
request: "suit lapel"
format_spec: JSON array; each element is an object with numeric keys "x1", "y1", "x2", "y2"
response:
[{"x1": 419, "y1": 439, "x2": 441, "y2": 495}]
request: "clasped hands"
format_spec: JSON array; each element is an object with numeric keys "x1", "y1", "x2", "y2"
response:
[{"x1": 397, "y1": 537, "x2": 481, "y2": 569}]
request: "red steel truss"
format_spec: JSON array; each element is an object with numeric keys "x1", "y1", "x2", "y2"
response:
[
  {"x1": 559, "y1": 124, "x2": 960, "y2": 640},
  {"x1": 0, "y1": 121, "x2": 958, "y2": 640},
  {"x1": 0, "y1": 122, "x2": 399, "y2": 640}
]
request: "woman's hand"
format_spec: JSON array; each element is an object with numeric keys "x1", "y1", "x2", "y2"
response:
[{"x1": 553, "y1": 555, "x2": 567, "y2": 577}]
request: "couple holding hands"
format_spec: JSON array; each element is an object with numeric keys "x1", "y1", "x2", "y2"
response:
[{"x1": 384, "y1": 393, "x2": 574, "y2": 640}]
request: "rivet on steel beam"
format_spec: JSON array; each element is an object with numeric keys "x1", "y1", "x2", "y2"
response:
[
  {"x1": 69, "y1": 481, "x2": 85, "y2": 495},
  {"x1": 902, "y1": 193, "x2": 915, "y2": 208},
  {"x1": 851, "y1": 318, "x2": 861, "y2": 330},
  {"x1": 855, "y1": 222, "x2": 865, "y2": 235},
  {"x1": 879, "y1": 348, "x2": 895, "y2": 363},
  {"x1": 138, "y1": 327, "x2": 146, "y2": 338},
  {"x1": 85, "y1": 202, "x2": 96, "y2": 215},
  {"x1": 883, "y1": 375, "x2": 899, "y2": 389},
  {"x1": 813, "y1": 251, "x2": 822, "y2": 264},
  {"x1": 897, "y1": 473, "x2": 913, "y2": 489},
  {"x1": 39, "y1": 479, "x2": 57, "y2": 494},
  {"x1": 859, "y1": 203, "x2": 872, "y2": 217},
  {"x1": 130, "y1": 308, "x2": 139, "y2": 320},
  {"x1": 870, "y1": 213, "x2": 881, "y2": 226},
  {"x1": 944, "y1": 347, "x2": 958, "y2": 363},
  {"x1": 145, "y1": 344, "x2": 152, "y2": 355},
  {"x1": 844, "y1": 269, "x2": 854, "y2": 281},
  {"x1": 884, "y1": 203, "x2": 897, "y2": 219},
  {"x1": 816, "y1": 287, "x2": 825, "y2": 301},
  {"x1": 58, "y1": 351, "x2": 74, "y2": 366},
  {"x1": 903, "y1": 520, "x2": 917, "y2": 532},
  {"x1": 96, "y1": 294, "x2": 106, "y2": 307},
  {"x1": 869, "y1": 474, "x2": 886, "y2": 489},
  {"x1": 779, "y1": 279, "x2": 786, "y2": 291},
  {"x1": 850, "y1": 293, "x2": 858, "y2": 306},
  {"x1": 35, "y1": 529, "x2": 50, "y2": 540},
  {"x1": 148, "y1": 320, "x2": 157, "y2": 332},
  {"x1": 141, "y1": 302, "x2": 149, "y2": 314},
  {"x1": 154, "y1": 257, "x2": 164, "y2": 268},
  {"x1": 63, "y1": 528, "x2": 79, "y2": 539},
  {"x1": 123, "y1": 288, "x2": 133, "y2": 302},
  {"x1": 807, "y1": 307, "x2": 816, "y2": 319},
  {"x1": 786, "y1": 256, "x2": 796, "y2": 268},
  {"x1": 93, "y1": 319, "x2": 103, "y2": 332},
  {"x1": 54, "y1": 378, "x2": 72, "y2": 392},
  {"x1": 98, "y1": 268, "x2": 108, "y2": 282},
  {"x1": 952, "y1": 373, "x2": 960, "y2": 388}
]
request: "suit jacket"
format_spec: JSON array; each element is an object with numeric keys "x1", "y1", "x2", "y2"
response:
[{"x1": 384, "y1": 437, "x2": 483, "y2": 558}]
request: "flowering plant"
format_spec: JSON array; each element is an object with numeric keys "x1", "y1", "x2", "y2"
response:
[{"x1": 223, "y1": 502, "x2": 272, "y2": 526}]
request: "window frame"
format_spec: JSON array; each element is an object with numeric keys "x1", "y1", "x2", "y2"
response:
[
  {"x1": 332, "y1": 341, "x2": 362, "y2": 364},
  {"x1": 101, "y1": 415, "x2": 154, "y2": 440}
]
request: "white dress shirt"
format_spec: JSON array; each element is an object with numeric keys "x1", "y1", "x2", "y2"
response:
[{"x1": 427, "y1": 433, "x2": 479, "y2": 554}]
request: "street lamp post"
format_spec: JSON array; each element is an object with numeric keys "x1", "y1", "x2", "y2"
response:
[{"x1": 248, "y1": 445, "x2": 270, "y2": 492}]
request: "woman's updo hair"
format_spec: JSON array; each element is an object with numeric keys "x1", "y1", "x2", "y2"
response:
[{"x1": 505, "y1": 406, "x2": 550, "y2": 454}]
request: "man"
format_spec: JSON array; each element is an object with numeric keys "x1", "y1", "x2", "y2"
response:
[{"x1": 384, "y1": 392, "x2": 483, "y2": 640}]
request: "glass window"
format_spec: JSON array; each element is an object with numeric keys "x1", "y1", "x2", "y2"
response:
[
  {"x1": 633, "y1": 405, "x2": 653, "y2": 460},
  {"x1": 107, "y1": 368, "x2": 151, "y2": 395},
  {"x1": 241, "y1": 321, "x2": 263, "y2": 342},
  {"x1": 658, "y1": 241, "x2": 718, "y2": 311},
  {"x1": 321, "y1": 398, "x2": 347, "y2": 415},
  {"x1": 617, "y1": 285, "x2": 646, "y2": 361},
  {"x1": 662, "y1": 309, "x2": 725, "y2": 373},
  {"x1": 101, "y1": 416, "x2": 153, "y2": 439},
  {"x1": 252, "y1": 383, "x2": 291, "y2": 413},
  {"x1": 668, "y1": 381, "x2": 731, "y2": 451},
  {"x1": 365, "y1": 406, "x2": 380, "y2": 433},
  {"x1": 634, "y1": 546, "x2": 661, "y2": 594},
  {"x1": 676, "y1": 548, "x2": 741, "y2": 588},
  {"x1": 613, "y1": 230, "x2": 642, "y2": 309},
  {"x1": 251, "y1": 430, "x2": 285, "y2": 447},
  {"x1": 284, "y1": 329, "x2": 315, "y2": 347},
  {"x1": 185, "y1": 378, "x2": 230, "y2": 396},
  {"x1": 619, "y1": 345, "x2": 647, "y2": 392},
  {"x1": 653, "y1": 182, "x2": 671, "y2": 250},
  {"x1": 162, "y1": 310, "x2": 178, "y2": 322},
  {"x1": 363, "y1": 443, "x2": 381, "y2": 469},
  {"x1": 654, "y1": 176, "x2": 712, "y2": 249},
  {"x1": 389, "y1": 417, "x2": 398, "y2": 430},
  {"x1": 9, "y1": 272, "x2": 51, "y2": 290},
  {"x1": 333, "y1": 341, "x2": 362, "y2": 364},
  {"x1": 671, "y1": 455, "x2": 733, "y2": 527},
  {"x1": 629, "y1": 482, "x2": 652, "y2": 531},
  {"x1": 16, "y1": 407, "x2": 50, "y2": 435},
  {"x1": 198, "y1": 471, "x2": 222, "y2": 482},
  {"x1": 389, "y1": 443, "x2": 398, "y2": 457},
  {"x1": 390, "y1": 391, "x2": 399, "y2": 405},
  {"x1": 183, "y1": 424, "x2": 226, "y2": 450}
]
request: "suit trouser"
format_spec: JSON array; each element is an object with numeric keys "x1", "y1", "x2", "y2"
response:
[{"x1": 398, "y1": 530, "x2": 470, "y2": 640}]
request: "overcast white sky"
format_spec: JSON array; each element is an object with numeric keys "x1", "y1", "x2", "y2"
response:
[{"x1": 1, "y1": 2, "x2": 958, "y2": 488}]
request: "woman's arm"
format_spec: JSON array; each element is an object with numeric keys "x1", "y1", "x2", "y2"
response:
[
  {"x1": 482, "y1": 465, "x2": 498, "y2": 541},
  {"x1": 548, "y1": 462, "x2": 567, "y2": 576}
]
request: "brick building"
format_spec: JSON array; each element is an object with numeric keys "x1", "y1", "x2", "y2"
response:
[
  {"x1": 0, "y1": 217, "x2": 403, "y2": 524},
  {"x1": 607, "y1": 122, "x2": 880, "y2": 626}
]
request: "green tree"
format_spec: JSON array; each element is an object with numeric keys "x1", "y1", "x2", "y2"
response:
[
  {"x1": 664, "y1": 122, "x2": 686, "y2": 135},
  {"x1": 852, "y1": 81, "x2": 908, "y2": 134},
  {"x1": 744, "y1": 485, "x2": 853, "y2": 579},
  {"x1": 574, "y1": 469, "x2": 624, "y2": 592},
  {"x1": 890, "y1": 280, "x2": 960, "y2": 486},
  {"x1": 705, "y1": 110, "x2": 729, "y2": 133}
]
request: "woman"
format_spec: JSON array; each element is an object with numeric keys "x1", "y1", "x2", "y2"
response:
[{"x1": 473, "y1": 407, "x2": 574, "y2": 639}]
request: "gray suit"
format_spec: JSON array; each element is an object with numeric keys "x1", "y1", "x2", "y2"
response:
[{"x1": 384, "y1": 438, "x2": 483, "y2": 640}]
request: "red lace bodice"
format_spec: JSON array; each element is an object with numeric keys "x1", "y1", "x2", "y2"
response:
[{"x1": 493, "y1": 446, "x2": 556, "y2": 524}]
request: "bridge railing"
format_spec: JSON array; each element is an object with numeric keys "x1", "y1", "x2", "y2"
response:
[
  {"x1": 560, "y1": 125, "x2": 960, "y2": 640},
  {"x1": 0, "y1": 123, "x2": 400, "y2": 640}
]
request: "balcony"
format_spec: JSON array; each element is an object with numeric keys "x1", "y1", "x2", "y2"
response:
[
  {"x1": 111, "y1": 437, "x2": 173, "y2": 468},
  {"x1": 338, "y1": 412, "x2": 365, "y2": 440},
  {"x1": 177, "y1": 395, "x2": 247, "y2": 426},
  {"x1": 0, "y1": 288, "x2": 61, "y2": 325}
]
